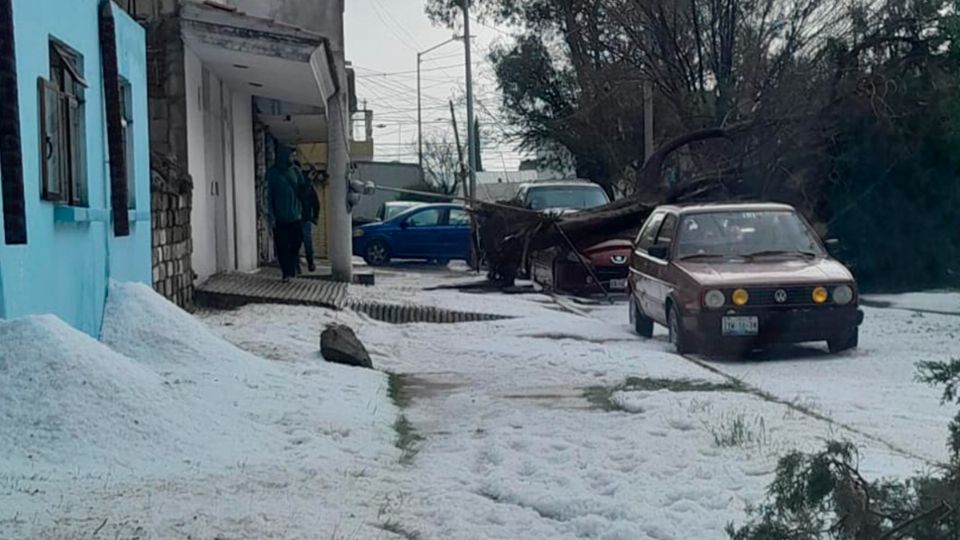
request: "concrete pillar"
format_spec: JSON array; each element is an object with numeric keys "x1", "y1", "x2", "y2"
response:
[{"x1": 326, "y1": 14, "x2": 352, "y2": 283}]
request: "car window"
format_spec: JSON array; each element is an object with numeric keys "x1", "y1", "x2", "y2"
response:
[
  {"x1": 448, "y1": 208, "x2": 470, "y2": 226},
  {"x1": 656, "y1": 214, "x2": 678, "y2": 245},
  {"x1": 676, "y1": 210, "x2": 825, "y2": 258},
  {"x1": 406, "y1": 208, "x2": 442, "y2": 228},
  {"x1": 636, "y1": 212, "x2": 665, "y2": 250},
  {"x1": 525, "y1": 186, "x2": 609, "y2": 210}
]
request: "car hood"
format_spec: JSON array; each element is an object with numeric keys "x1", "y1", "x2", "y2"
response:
[
  {"x1": 582, "y1": 238, "x2": 632, "y2": 254},
  {"x1": 678, "y1": 257, "x2": 854, "y2": 286}
]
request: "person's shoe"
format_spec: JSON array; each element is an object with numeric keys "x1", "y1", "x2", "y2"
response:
[
  {"x1": 281, "y1": 276, "x2": 290, "y2": 283},
  {"x1": 308, "y1": 262, "x2": 316, "y2": 272}
]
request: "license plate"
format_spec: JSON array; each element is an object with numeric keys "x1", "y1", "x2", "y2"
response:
[
  {"x1": 722, "y1": 316, "x2": 759, "y2": 336},
  {"x1": 609, "y1": 278, "x2": 628, "y2": 290}
]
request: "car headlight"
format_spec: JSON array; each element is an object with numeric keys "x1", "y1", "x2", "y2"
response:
[
  {"x1": 352, "y1": 229, "x2": 365, "y2": 238},
  {"x1": 732, "y1": 288, "x2": 749, "y2": 306},
  {"x1": 833, "y1": 285, "x2": 854, "y2": 305},
  {"x1": 812, "y1": 286, "x2": 829, "y2": 304},
  {"x1": 704, "y1": 289, "x2": 726, "y2": 309}
]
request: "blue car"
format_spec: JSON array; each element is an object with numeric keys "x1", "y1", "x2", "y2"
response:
[{"x1": 352, "y1": 203, "x2": 472, "y2": 266}]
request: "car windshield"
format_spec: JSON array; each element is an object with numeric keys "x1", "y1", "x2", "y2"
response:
[
  {"x1": 384, "y1": 203, "x2": 420, "y2": 221},
  {"x1": 526, "y1": 186, "x2": 609, "y2": 210},
  {"x1": 676, "y1": 210, "x2": 824, "y2": 259}
]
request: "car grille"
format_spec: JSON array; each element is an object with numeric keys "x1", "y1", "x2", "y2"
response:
[
  {"x1": 594, "y1": 267, "x2": 629, "y2": 282},
  {"x1": 737, "y1": 286, "x2": 819, "y2": 306}
]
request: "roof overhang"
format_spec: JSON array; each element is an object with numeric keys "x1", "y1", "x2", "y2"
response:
[{"x1": 180, "y1": 2, "x2": 337, "y2": 107}]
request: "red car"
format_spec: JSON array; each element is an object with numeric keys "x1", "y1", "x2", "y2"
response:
[
  {"x1": 628, "y1": 203, "x2": 863, "y2": 354},
  {"x1": 531, "y1": 239, "x2": 632, "y2": 293},
  {"x1": 516, "y1": 181, "x2": 632, "y2": 294}
]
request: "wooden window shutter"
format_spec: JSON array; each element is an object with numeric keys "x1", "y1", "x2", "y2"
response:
[
  {"x1": 98, "y1": 0, "x2": 128, "y2": 236},
  {"x1": 0, "y1": 0, "x2": 27, "y2": 244}
]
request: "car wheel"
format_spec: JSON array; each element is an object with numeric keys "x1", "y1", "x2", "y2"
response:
[
  {"x1": 828, "y1": 328, "x2": 859, "y2": 354},
  {"x1": 629, "y1": 295, "x2": 654, "y2": 338},
  {"x1": 668, "y1": 305, "x2": 694, "y2": 355},
  {"x1": 364, "y1": 240, "x2": 391, "y2": 266}
]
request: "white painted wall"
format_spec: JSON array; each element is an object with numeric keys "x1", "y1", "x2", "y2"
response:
[
  {"x1": 185, "y1": 45, "x2": 217, "y2": 283},
  {"x1": 231, "y1": 91, "x2": 258, "y2": 272}
]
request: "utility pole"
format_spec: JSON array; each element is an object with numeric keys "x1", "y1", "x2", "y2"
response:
[
  {"x1": 417, "y1": 51, "x2": 423, "y2": 176},
  {"x1": 417, "y1": 36, "x2": 461, "y2": 181},
  {"x1": 326, "y1": 0, "x2": 352, "y2": 283},
  {"x1": 462, "y1": 0, "x2": 477, "y2": 201},
  {"x1": 450, "y1": 100, "x2": 468, "y2": 198}
]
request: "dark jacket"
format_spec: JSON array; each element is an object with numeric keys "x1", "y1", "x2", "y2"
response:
[
  {"x1": 267, "y1": 146, "x2": 302, "y2": 225},
  {"x1": 298, "y1": 170, "x2": 321, "y2": 224}
]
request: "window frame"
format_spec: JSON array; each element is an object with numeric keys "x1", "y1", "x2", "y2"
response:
[
  {"x1": 119, "y1": 77, "x2": 135, "y2": 209},
  {"x1": 635, "y1": 212, "x2": 665, "y2": 251},
  {"x1": 655, "y1": 213, "x2": 679, "y2": 246},
  {"x1": 447, "y1": 207, "x2": 470, "y2": 226},
  {"x1": 404, "y1": 207, "x2": 443, "y2": 228},
  {"x1": 39, "y1": 39, "x2": 87, "y2": 207}
]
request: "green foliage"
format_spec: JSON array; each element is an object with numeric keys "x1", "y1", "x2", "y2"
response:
[{"x1": 729, "y1": 359, "x2": 960, "y2": 538}]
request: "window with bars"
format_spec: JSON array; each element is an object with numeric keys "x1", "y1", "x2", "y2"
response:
[
  {"x1": 39, "y1": 40, "x2": 87, "y2": 207},
  {"x1": 119, "y1": 78, "x2": 135, "y2": 209}
]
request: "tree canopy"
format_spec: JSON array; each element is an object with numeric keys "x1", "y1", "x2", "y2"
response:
[{"x1": 427, "y1": 0, "x2": 960, "y2": 290}]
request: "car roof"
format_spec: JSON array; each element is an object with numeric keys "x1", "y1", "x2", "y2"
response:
[
  {"x1": 654, "y1": 202, "x2": 797, "y2": 216},
  {"x1": 518, "y1": 180, "x2": 603, "y2": 190},
  {"x1": 384, "y1": 201, "x2": 422, "y2": 206},
  {"x1": 396, "y1": 202, "x2": 463, "y2": 211}
]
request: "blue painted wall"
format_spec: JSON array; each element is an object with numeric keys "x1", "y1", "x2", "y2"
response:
[{"x1": 0, "y1": 0, "x2": 151, "y2": 337}]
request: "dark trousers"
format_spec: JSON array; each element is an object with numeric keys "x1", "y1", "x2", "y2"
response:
[
  {"x1": 274, "y1": 221, "x2": 303, "y2": 279},
  {"x1": 301, "y1": 221, "x2": 315, "y2": 267}
]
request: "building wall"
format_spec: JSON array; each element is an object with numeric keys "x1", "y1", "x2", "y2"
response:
[
  {"x1": 110, "y1": 3, "x2": 153, "y2": 285},
  {"x1": 228, "y1": 0, "x2": 343, "y2": 46},
  {"x1": 185, "y1": 44, "x2": 259, "y2": 283},
  {"x1": 145, "y1": 13, "x2": 195, "y2": 308},
  {"x1": 0, "y1": 1, "x2": 151, "y2": 336},
  {"x1": 351, "y1": 162, "x2": 423, "y2": 221},
  {"x1": 231, "y1": 90, "x2": 258, "y2": 271},
  {"x1": 184, "y1": 45, "x2": 215, "y2": 282}
]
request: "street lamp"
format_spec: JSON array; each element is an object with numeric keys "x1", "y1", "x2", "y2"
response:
[{"x1": 418, "y1": 35, "x2": 462, "y2": 178}]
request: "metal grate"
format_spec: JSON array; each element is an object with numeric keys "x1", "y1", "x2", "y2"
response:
[
  {"x1": 345, "y1": 300, "x2": 512, "y2": 324},
  {"x1": 196, "y1": 272, "x2": 349, "y2": 310}
]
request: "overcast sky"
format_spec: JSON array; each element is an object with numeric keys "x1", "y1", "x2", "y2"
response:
[{"x1": 344, "y1": 0, "x2": 526, "y2": 170}]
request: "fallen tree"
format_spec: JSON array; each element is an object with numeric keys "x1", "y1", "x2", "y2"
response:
[{"x1": 471, "y1": 126, "x2": 741, "y2": 285}]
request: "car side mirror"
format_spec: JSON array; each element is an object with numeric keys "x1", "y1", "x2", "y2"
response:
[
  {"x1": 400, "y1": 221, "x2": 410, "y2": 229},
  {"x1": 648, "y1": 244, "x2": 670, "y2": 260}
]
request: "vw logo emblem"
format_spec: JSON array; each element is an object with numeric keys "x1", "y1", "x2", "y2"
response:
[
  {"x1": 774, "y1": 289, "x2": 788, "y2": 304},
  {"x1": 611, "y1": 255, "x2": 628, "y2": 265}
]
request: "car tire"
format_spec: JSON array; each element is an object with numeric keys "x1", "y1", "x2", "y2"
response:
[
  {"x1": 364, "y1": 240, "x2": 391, "y2": 266},
  {"x1": 668, "y1": 305, "x2": 694, "y2": 355},
  {"x1": 629, "y1": 295, "x2": 654, "y2": 338},
  {"x1": 828, "y1": 328, "x2": 859, "y2": 354}
]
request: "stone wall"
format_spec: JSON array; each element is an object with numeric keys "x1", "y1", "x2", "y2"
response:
[
  {"x1": 144, "y1": 13, "x2": 195, "y2": 309},
  {"x1": 151, "y1": 152, "x2": 194, "y2": 309}
]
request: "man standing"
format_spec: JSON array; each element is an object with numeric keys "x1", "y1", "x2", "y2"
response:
[
  {"x1": 295, "y1": 160, "x2": 321, "y2": 273},
  {"x1": 267, "y1": 145, "x2": 303, "y2": 282}
]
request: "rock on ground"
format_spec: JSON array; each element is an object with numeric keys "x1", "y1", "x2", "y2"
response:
[{"x1": 321, "y1": 323, "x2": 373, "y2": 368}]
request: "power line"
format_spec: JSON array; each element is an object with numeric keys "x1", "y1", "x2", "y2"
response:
[
  {"x1": 368, "y1": 0, "x2": 421, "y2": 51},
  {"x1": 355, "y1": 62, "x2": 484, "y2": 78}
]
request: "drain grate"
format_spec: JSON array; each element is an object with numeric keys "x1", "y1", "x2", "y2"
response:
[{"x1": 346, "y1": 300, "x2": 512, "y2": 324}]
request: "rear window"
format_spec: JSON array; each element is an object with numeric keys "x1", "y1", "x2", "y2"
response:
[{"x1": 525, "y1": 186, "x2": 609, "y2": 210}]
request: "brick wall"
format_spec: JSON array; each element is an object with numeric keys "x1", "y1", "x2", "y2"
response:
[{"x1": 151, "y1": 152, "x2": 194, "y2": 309}]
